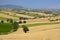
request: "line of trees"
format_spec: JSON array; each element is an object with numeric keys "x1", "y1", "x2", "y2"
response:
[
  {"x1": 0, "y1": 17, "x2": 29, "y2": 33},
  {"x1": 12, "y1": 21, "x2": 19, "y2": 32},
  {"x1": 0, "y1": 19, "x2": 19, "y2": 32},
  {"x1": 48, "y1": 18, "x2": 60, "y2": 22},
  {"x1": 6, "y1": 19, "x2": 19, "y2": 32},
  {"x1": 18, "y1": 20, "x2": 26, "y2": 24}
]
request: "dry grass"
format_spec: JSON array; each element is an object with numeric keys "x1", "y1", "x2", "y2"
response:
[
  {"x1": 0, "y1": 10, "x2": 60, "y2": 40},
  {"x1": 0, "y1": 13, "x2": 19, "y2": 20},
  {"x1": 27, "y1": 12, "x2": 53, "y2": 16},
  {"x1": 16, "y1": 14, "x2": 34, "y2": 18},
  {"x1": 0, "y1": 24, "x2": 60, "y2": 40},
  {"x1": 1, "y1": 11, "x2": 34, "y2": 18}
]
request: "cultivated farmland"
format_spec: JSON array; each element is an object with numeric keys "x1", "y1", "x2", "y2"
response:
[{"x1": 0, "y1": 9, "x2": 60, "y2": 40}]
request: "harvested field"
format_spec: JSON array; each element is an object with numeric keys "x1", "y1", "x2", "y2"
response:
[
  {"x1": 16, "y1": 14, "x2": 34, "y2": 18},
  {"x1": 0, "y1": 24, "x2": 60, "y2": 40},
  {"x1": 26, "y1": 18, "x2": 49, "y2": 23},
  {"x1": 0, "y1": 14, "x2": 19, "y2": 20}
]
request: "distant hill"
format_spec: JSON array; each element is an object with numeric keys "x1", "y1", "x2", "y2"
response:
[
  {"x1": 0, "y1": 5, "x2": 60, "y2": 15},
  {"x1": 0, "y1": 5, "x2": 23, "y2": 9},
  {"x1": 40, "y1": 9, "x2": 60, "y2": 12},
  {"x1": 0, "y1": 5, "x2": 60, "y2": 12}
]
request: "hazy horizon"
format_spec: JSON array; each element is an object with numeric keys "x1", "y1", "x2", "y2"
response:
[{"x1": 0, "y1": 0, "x2": 60, "y2": 9}]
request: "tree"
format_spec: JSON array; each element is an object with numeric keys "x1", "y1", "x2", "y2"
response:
[
  {"x1": 55, "y1": 19, "x2": 58, "y2": 21},
  {"x1": 22, "y1": 25, "x2": 29, "y2": 33},
  {"x1": 19, "y1": 17, "x2": 23, "y2": 20},
  {"x1": 13, "y1": 21, "x2": 19, "y2": 32},
  {"x1": 1, "y1": 20, "x2": 4, "y2": 23},
  {"x1": 9, "y1": 19, "x2": 14, "y2": 24},
  {"x1": 7, "y1": 19, "x2": 13, "y2": 23},
  {"x1": 23, "y1": 21, "x2": 26, "y2": 23},
  {"x1": 18, "y1": 21, "x2": 22, "y2": 24},
  {"x1": 19, "y1": 17, "x2": 28, "y2": 20},
  {"x1": 7, "y1": 19, "x2": 10, "y2": 22}
]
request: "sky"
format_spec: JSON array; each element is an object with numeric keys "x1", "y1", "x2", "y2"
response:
[{"x1": 0, "y1": 0, "x2": 60, "y2": 9}]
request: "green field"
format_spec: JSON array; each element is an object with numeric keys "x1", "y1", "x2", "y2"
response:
[
  {"x1": 0, "y1": 17, "x2": 8, "y2": 20},
  {"x1": 0, "y1": 23, "x2": 13, "y2": 35},
  {"x1": 22, "y1": 22, "x2": 60, "y2": 27},
  {"x1": 0, "y1": 21, "x2": 60, "y2": 35}
]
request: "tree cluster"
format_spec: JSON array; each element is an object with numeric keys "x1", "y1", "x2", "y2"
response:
[{"x1": 22, "y1": 25, "x2": 29, "y2": 33}]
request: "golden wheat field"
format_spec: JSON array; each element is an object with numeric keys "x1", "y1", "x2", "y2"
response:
[{"x1": 0, "y1": 24, "x2": 60, "y2": 40}]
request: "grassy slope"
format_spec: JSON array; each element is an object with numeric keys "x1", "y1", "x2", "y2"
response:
[
  {"x1": 0, "y1": 17, "x2": 7, "y2": 20},
  {"x1": 0, "y1": 11, "x2": 33, "y2": 21},
  {"x1": 0, "y1": 23, "x2": 13, "y2": 34},
  {"x1": 22, "y1": 22, "x2": 60, "y2": 27},
  {"x1": 16, "y1": 11, "x2": 53, "y2": 18}
]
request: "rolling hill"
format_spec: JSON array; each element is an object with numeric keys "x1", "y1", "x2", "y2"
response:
[
  {"x1": 0, "y1": 5, "x2": 60, "y2": 22},
  {"x1": 0, "y1": 5, "x2": 23, "y2": 9}
]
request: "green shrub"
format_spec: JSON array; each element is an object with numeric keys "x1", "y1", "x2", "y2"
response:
[
  {"x1": 7, "y1": 19, "x2": 14, "y2": 24},
  {"x1": 13, "y1": 21, "x2": 19, "y2": 32},
  {"x1": 22, "y1": 25, "x2": 29, "y2": 33},
  {"x1": 23, "y1": 21, "x2": 26, "y2": 23},
  {"x1": 0, "y1": 20, "x2": 4, "y2": 23},
  {"x1": 19, "y1": 21, "x2": 22, "y2": 24}
]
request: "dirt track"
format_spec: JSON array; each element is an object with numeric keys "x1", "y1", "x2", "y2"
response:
[{"x1": 0, "y1": 24, "x2": 60, "y2": 40}]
